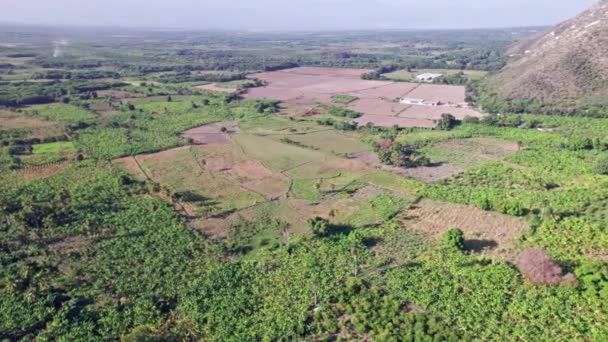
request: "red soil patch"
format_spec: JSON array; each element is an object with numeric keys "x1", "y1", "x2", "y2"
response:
[
  {"x1": 180, "y1": 121, "x2": 239, "y2": 145},
  {"x1": 399, "y1": 199, "x2": 529, "y2": 259},
  {"x1": 405, "y1": 84, "x2": 466, "y2": 105},
  {"x1": 348, "y1": 83, "x2": 419, "y2": 99},
  {"x1": 244, "y1": 67, "x2": 478, "y2": 128},
  {"x1": 347, "y1": 98, "x2": 410, "y2": 116},
  {"x1": 195, "y1": 83, "x2": 237, "y2": 93}
]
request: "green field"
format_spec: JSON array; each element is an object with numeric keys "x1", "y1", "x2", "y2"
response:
[
  {"x1": 383, "y1": 68, "x2": 488, "y2": 82},
  {"x1": 27, "y1": 103, "x2": 96, "y2": 122},
  {"x1": 32, "y1": 141, "x2": 76, "y2": 154}
]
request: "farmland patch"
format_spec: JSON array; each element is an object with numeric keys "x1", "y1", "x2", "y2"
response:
[{"x1": 398, "y1": 198, "x2": 529, "y2": 259}]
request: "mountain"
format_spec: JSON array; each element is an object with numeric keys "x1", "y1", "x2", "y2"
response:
[{"x1": 488, "y1": 0, "x2": 608, "y2": 113}]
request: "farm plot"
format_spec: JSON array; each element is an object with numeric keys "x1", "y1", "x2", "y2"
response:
[
  {"x1": 398, "y1": 198, "x2": 529, "y2": 259},
  {"x1": 244, "y1": 67, "x2": 480, "y2": 128},
  {"x1": 349, "y1": 151, "x2": 463, "y2": 183},
  {"x1": 421, "y1": 137, "x2": 520, "y2": 169},
  {"x1": 233, "y1": 134, "x2": 326, "y2": 171},
  {"x1": 270, "y1": 130, "x2": 369, "y2": 155},
  {"x1": 405, "y1": 84, "x2": 466, "y2": 105},
  {"x1": 398, "y1": 106, "x2": 484, "y2": 121},
  {"x1": 26, "y1": 103, "x2": 96, "y2": 123},
  {"x1": 117, "y1": 145, "x2": 268, "y2": 215},
  {"x1": 181, "y1": 121, "x2": 239, "y2": 144},
  {"x1": 194, "y1": 83, "x2": 238, "y2": 93}
]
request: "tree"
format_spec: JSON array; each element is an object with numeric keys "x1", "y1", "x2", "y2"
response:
[
  {"x1": 516, "y1": 248, "x2": 573, "y2": 286},
  {"x1": 442, "y1": 228, "x2": 464, "y2": 250},
  {"x1": 308, "y1": 217, "x2": 330, "y2": 237},
  {"x1": 436, "y1": 113, "x2": 458, "y2": 130}
]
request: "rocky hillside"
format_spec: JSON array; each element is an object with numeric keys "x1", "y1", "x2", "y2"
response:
[{"x1": 489, "y1": 0, "x2": 608, "y2": 112}]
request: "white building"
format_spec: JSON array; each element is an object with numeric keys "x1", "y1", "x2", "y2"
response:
[{"x1": 416, "y1": 73, "x2": 443, "y2": 82}]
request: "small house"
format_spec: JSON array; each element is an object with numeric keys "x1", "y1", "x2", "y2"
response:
[{"x1": 416, "y1": 73, "x2": 443, "y2": 82}]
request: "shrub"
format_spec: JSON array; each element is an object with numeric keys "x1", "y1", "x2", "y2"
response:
[
  {"x1": 516, "y1": 249, "x2": 573, "y2": 286},
  {"x1": 308, "y1": 217, "x2": 330, "y2": 237},
  {"x1": 593, "y1": 154, "x2": 608, "y2": 175},
  {"x1": 442, "y1": 228, "x2": 465, "y2": 250}
]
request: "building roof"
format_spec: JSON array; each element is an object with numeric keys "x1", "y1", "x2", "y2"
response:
[{"x1": 416, "y1": 73, "x2": 443, "y2": 79}]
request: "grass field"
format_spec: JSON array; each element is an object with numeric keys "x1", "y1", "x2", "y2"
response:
[
  {"x1": 27, "y1": 103, "x2": 96, "y2": 122},
  {"x1": 32, "y1": 141, "x2": 76, "y2": 154}
]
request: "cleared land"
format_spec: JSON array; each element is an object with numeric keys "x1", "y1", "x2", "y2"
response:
[
  {"x1": 181, "y1": 121, "x2": 239, "y2": 144},
  {"x1": 382, "y1": 69, "x2": 488, "y2": 82},
  {"x1": 244, "y1": 67, "x2": 481, "y2": 128},
  {"x1": 399, "y1": 199, "x2": 529, "y2": 259},
  {"x1": 195, "y1": 83, "x2": 238, "y2": 93}
]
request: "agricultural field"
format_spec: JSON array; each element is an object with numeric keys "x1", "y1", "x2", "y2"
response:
[
  {"x1": 0, "y1": 25, "x2": 607, "y2": 342},
  {"x1": 244, "y1": 67, "x2": 481, "y2": 128},
  {"x1": 382, "y1": 68, "x2": 488, "y2": 82}
]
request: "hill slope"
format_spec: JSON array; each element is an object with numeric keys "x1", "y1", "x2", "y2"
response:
[{"x1": 489, "y1": 0, "x2": 608, "y2": 112}]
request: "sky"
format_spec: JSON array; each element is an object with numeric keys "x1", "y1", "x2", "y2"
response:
[{"x1": 0, "y1": 0, "x2": 600, "y2": 31}]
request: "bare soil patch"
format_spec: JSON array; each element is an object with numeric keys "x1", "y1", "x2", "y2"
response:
[
  {"x1": 195, "y1": 83, "x2": 237, "y2": 93},
  {"x1": 96, "y1": 90, "x2": 142, "y2": 100},
  {"x1": 405, "y1": 84, "x2": 466, "y2": 105},
  {"x1": 180, "y1": 121, "x2": 239, "y2": 145},
  {"x1": 355, "y1": 115, "x2": 437, "y2": 129},
  {"x1": 349, "y1": 151, "x2": 463, "y2": 183},
  {"x1": 398, "y1": 199, "x2": 529, "y2": 259},
  {"x1": 112, "y1": 156, "x2": 148, "y2": 181},
  {"x1": 347, "y1": 98, "x2": 410, "y2": 116},
  {"x1": 244, "y1": 67, "x2": 476, "y2": 128},
  {"x1": 0, "y1": 110, "x2": 53, "y2": 130}
]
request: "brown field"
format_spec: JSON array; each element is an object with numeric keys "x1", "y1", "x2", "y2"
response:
[
  {"x1": 349, "y1": 151, "x2": 463, "y2": 183},
  {"x1": 0, "y1": 109, "x2": 53, "y2": 130},
  {"x1": 405, "y1": 84, "x2": 466, "y2": 105},
  {"x1": 88, "y1": 103, "x2": 120, "y2": 116},
  {"x1": 96, "y1": 90, "x2": 142, "y2": 100},
  {"x1": 346, "y1": 98, "x2": 410, "y2": 116},
  {"x1": 244, "y1": 67, "x2": 481, "y2": 128},
  {"x1": 180, "y1": 121, "x2": 239, "y2": 144},
  {"x1": 398, "y1": 106, "x2": 484, "y2": 121},
  {"x1": 195, "y1": 83, "x2": 237, "y2": 93},
  {"x1": 399, "y1": 199, "x2": 529, "y2": 259},
  {"x1": 355, "y1": 115, "x2": 437, "y2": 129}
]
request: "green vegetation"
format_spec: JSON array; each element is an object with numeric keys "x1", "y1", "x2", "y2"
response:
[
  {"x1": 32, "y1": 141, "x2": 75, "y2": 155},
  {"x1": 331, "y1": 95, "x2": 359, "y2": 104},
  {"x1": 383, "y1": 69, "x2": 488, "y2": 82},
  {"x1": 1, "y1": 25, "x2": 608, "y2": 342}
]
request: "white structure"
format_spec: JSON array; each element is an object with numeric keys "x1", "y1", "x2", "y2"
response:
[
  {"x1": 416, "y1": 73, "x2": 443, "y2": 82},
  {"x1": 400, "y1": 97, "x2": 425, "y2": 105}
]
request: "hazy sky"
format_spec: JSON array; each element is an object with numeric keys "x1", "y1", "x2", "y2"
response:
[{"x1": 1, "y1": 0, "x2": 599, "y2": 30}]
